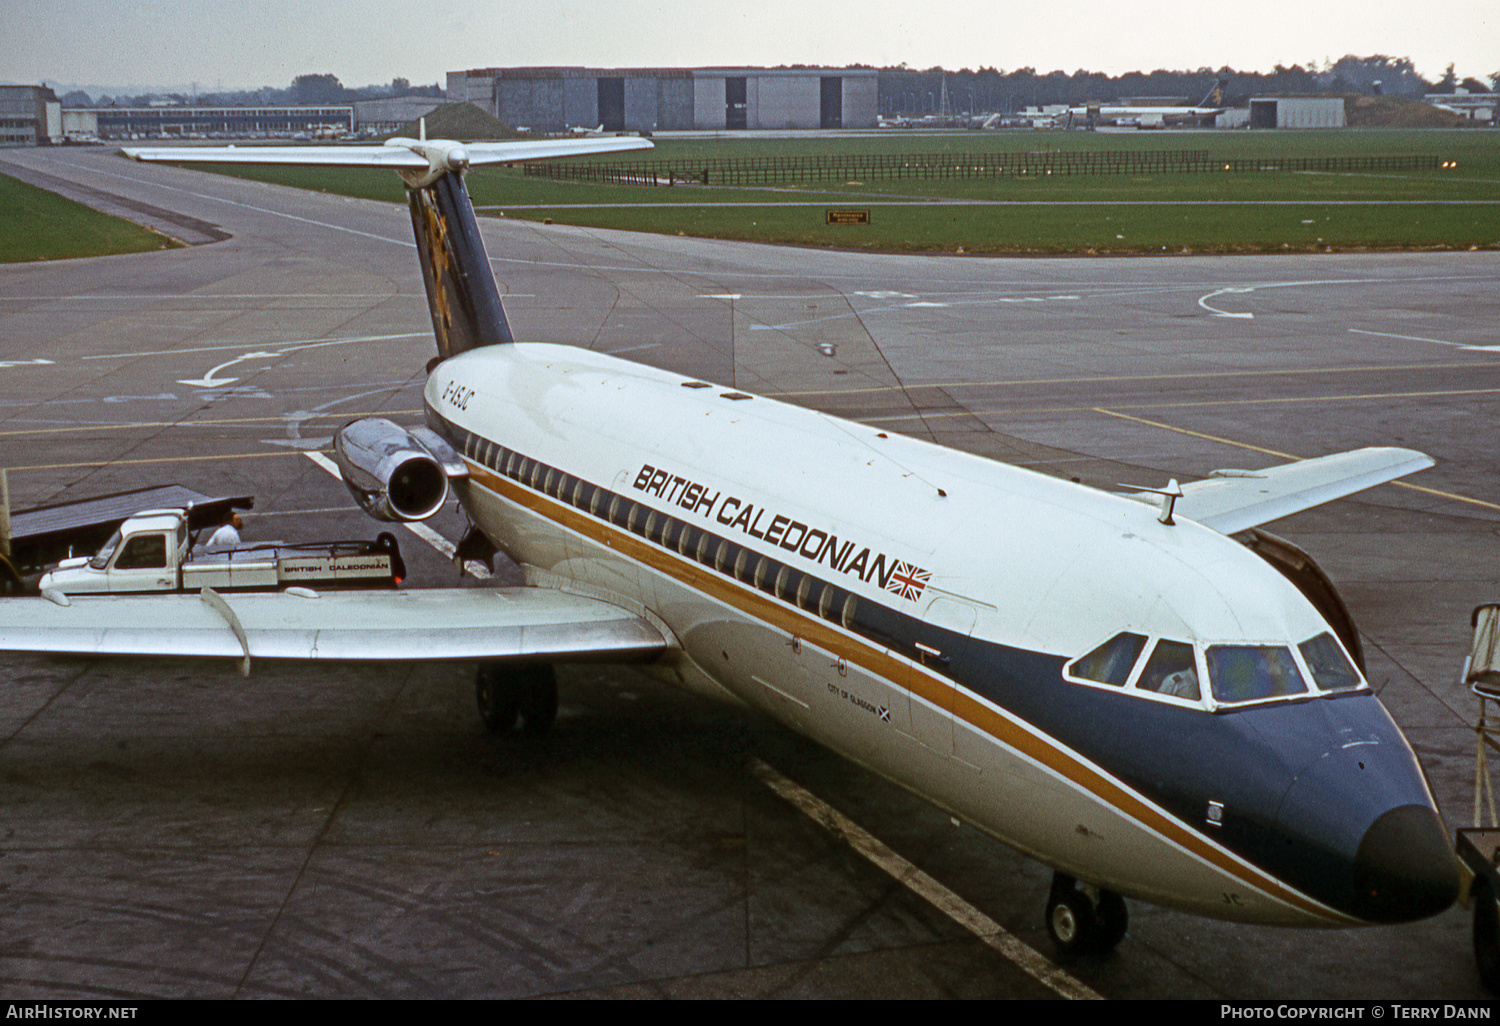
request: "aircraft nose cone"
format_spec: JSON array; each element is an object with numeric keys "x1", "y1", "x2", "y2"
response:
[{"x1": 1349, "y1": 804, "x2": 1459, "y2": 923}]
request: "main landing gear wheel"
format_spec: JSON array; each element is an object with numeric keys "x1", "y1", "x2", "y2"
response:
[
  {"x1": 1045, "y1": 873, "x2": 1128, "y2": 959},
  {"x1": 475, "y1": 664, "x2": 558, "y2": 736}
]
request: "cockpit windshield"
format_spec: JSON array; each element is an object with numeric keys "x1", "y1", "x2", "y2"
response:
[
  {"x1": 1204, "y1": 645, "x2": 1307, "y2": 704},
  {"x1": 1064, "y1": 629, "x2": 1365, "y2": 711}
]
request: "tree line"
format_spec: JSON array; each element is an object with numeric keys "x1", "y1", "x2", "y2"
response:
[
  {"x1": 60, "y1": 74, "x2": 443, "y2": 108},
  {"x1": 868, "y1": 56, "x2": 1493, "y2": 114}
]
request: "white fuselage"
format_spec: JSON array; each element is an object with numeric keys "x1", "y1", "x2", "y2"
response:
[{"x1": 423, "y1": 341, "x2": 1429, "y2": 928}]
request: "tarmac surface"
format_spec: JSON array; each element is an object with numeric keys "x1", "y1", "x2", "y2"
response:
[{"x1": 0, "y1": 147, "x2": 1498, "y2": 999}]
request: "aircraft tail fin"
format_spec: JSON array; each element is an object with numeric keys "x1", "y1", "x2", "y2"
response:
[
  {"x1": 123, "y1": 135, "x2": 654, "y2": 363},
  {"x1": 1200, "y1": 79, "x2": 1227, "y2": 108},
  {"x1": 407, "y1": 171, "x2": 513, "y2": 359}
]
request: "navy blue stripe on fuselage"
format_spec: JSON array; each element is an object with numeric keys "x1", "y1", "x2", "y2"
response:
[{"x1": 427, "y1": 403, "x2": 1417, "y2": 919}]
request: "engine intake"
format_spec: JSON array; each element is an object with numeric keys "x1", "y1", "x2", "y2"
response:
[{"x1": 333, "y1": 417, "x2": 467, "y2": 522}]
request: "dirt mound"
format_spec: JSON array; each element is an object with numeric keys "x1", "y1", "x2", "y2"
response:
[
  {"x1": 385, "y1": 102, "x2": 523, "y2": 141},
  {"x1": 1344, "y1": 94, "x2": 1465, "y2": 128}
]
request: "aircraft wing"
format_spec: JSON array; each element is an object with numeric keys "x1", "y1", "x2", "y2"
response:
[
  {"x1": 0, "y1": 587, "x2": 664, "y2": 669},
  {"x1": 121, "y1": 136, "x2": 653, "y2": 169},
  {"x1": 1126, "y1": 447, "x2": 1433, "y2": 535}
]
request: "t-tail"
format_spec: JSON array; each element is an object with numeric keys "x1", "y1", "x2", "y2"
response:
[
  {"x1": 124, "y1": 133, "x2": 654, "y2": 363},
  {"x1": 123, "y1": 133, "x2": 655, "y2": 526}
]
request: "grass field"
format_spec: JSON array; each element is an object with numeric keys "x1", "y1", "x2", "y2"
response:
[
  {"x1": 182, "y1": 128, "x2": 1500, "y2": 254},
  {"x1": 0, "y1": 172, "x2": 181, "y2": 263}
]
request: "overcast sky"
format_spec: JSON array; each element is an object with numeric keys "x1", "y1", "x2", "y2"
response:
[{"x1": 8, "y1": 0, "x2": 1495, "y2": 93}]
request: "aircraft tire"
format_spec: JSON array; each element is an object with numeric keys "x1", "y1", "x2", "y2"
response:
[
  {"x1": 475, "y1": 664, "x2": 520, "y2": 734},
  {"x1": 1045, "y1": 878, "x2": 1098, "y2": 960},
  {"x1": 516, "y1": 664, "x2": 558, "y2": 736},
  {"x1": 1474, "y1": 877, "x2": 1500, "y2": 993},
  {"x1": 1094, "y1": 890, "x2": 1129, "y2": 953}
]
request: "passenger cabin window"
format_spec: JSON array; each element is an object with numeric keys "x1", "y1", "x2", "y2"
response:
[
  {"x1": 1069, "y1": 632, "x2": 1147, "y2": 686},
  {"x1": 1205, "y1": 645, "x2": 1308, "y2": 704},
  {"x1": 1137, "y1": 640, "x2": 1200, "y2": 701}
]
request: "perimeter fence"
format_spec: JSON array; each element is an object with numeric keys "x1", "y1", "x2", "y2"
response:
[{"x1": 523, "y1": 150, "x2": 1441, "y2": 187}]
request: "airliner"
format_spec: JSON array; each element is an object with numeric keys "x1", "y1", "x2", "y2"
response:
[
  {"x1": 1066, "y1": 80, "x2": 1228, "y2": 128},
  {"x1": 0, "y1": 129, "x2": 1458, "y2": 959}
]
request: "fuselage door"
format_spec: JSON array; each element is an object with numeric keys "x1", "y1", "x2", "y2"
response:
[{"x1": 903, "y1": 597, "x2": 977, "y2": 756}]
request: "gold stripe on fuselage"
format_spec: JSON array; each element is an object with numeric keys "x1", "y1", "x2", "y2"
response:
[{"x1": 461, "y1": 451, "x2": 1355, "y2": 925}]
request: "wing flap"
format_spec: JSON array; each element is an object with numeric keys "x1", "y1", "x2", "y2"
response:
[
  {"x1": 0, "y1": 587, "x2": 664, "y2": 663},
  {"x1": 1126, "y1": 447, "x2": 1433, "y2": 534}
]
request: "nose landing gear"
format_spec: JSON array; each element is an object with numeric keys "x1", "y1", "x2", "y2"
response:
[
  {"x1": 1045, "y1": 873, "x2": 1128, "y2": 958},
  {"x1": 476, "y1": 663, "x2": 558, "y2": 736}
]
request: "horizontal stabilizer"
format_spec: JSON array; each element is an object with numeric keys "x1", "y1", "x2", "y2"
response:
[
  {"x1": 124, "y1": 134, "x2": 652, "y2": 361},
  {"x1": 0, "y1": 587, "x2": 664, "y2": 665},
  {"x1": 122, "y1": 136, "x2": 653, "y2": 169},
  {"x1": 1125, "y1": 447, "x2": 1433, "y2": 534}
]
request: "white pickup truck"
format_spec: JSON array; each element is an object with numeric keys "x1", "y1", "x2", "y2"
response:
[{"x1": 37, "y1": 509, "x2": 403, "y2": 595}]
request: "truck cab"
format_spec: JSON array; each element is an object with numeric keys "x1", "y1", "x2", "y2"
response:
[{"x1": 53, "y1": 510, "x2": 188, "y2": 594}]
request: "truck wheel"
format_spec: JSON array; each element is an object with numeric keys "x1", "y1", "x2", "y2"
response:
[
  {"x1": 1475, "y1": 878, "x2": 1500, "y2": 993},
  {"x1": 475, "y1": 664, "x2": 519, "y2": 734},
  {"x1": 516, "y1": 665, "x2": 558, "y2": 736}
]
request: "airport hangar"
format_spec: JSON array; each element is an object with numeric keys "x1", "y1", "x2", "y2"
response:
[{"x1": 446, "y1": 67, "x2": 880, "y2": 133}]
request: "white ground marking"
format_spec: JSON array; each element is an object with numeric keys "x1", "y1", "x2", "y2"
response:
[
  {"x1": 751, "y1": 758, "x2": 1104, "y2": 1000},
  {"x1": 1197, "y1": 287, "x2": 1256, "y2": 319},
  {"x1": 1347, "y1": 328, "x2": 1500, "y2": 351}
]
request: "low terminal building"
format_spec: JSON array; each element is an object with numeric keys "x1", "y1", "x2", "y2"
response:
[
  {"x1": 83, "y1": 104, "x2": 354, "y2": 139},
  {"x1": 1426, "y1": 90, "x2": 1496, "y2": 122},
  {"x1": 447, "y1": 67, "x2": 879, "y2": 132}
]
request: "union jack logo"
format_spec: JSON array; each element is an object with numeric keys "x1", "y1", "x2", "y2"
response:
[{"x1": 885, "y1": 561, "x2": 931, "y2": 602}]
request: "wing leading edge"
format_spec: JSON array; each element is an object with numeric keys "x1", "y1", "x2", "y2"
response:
[
  {"x1": 1127, "y1": 446, "x2": 1434, "y2": 535},
  {"x1": 0, "y1": 587, "x2": 664, "y2": 669}
]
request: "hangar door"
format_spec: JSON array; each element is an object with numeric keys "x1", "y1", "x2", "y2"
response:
[
  {"x1": 726, "y1": 77, "x2": 747, "y2": 130},
  {"x1": 1249, "y1": 100, "x2": 1278, "y2": 129},
  {"x1": 821, "y1": 77, "x2": 842, "y2": 129},
  {"x1": 598, "y1": 78, "x2": 625, "y2": 131}
]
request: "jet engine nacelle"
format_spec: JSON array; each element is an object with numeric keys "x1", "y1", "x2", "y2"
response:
[{"x1": 333, "y1": 417, "x2": 468, "y2": 522}]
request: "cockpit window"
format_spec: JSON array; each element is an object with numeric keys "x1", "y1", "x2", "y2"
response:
[
  {"x1": 1070, "y1": 632, "x2": 1147, "y2": 686},
  {"x1": 1298, "y1": 632, "x2": 1363, "y2": 692},
  {"x1": 1066, "y1": 629, "x2": 1364, "y2": 711},
  {"x1": 1137, "y1": 640, "x2": 1200, "y2": 700},
  {"x1": 1206, "y1": 645, "x2": 1308, "y2": 704}
]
